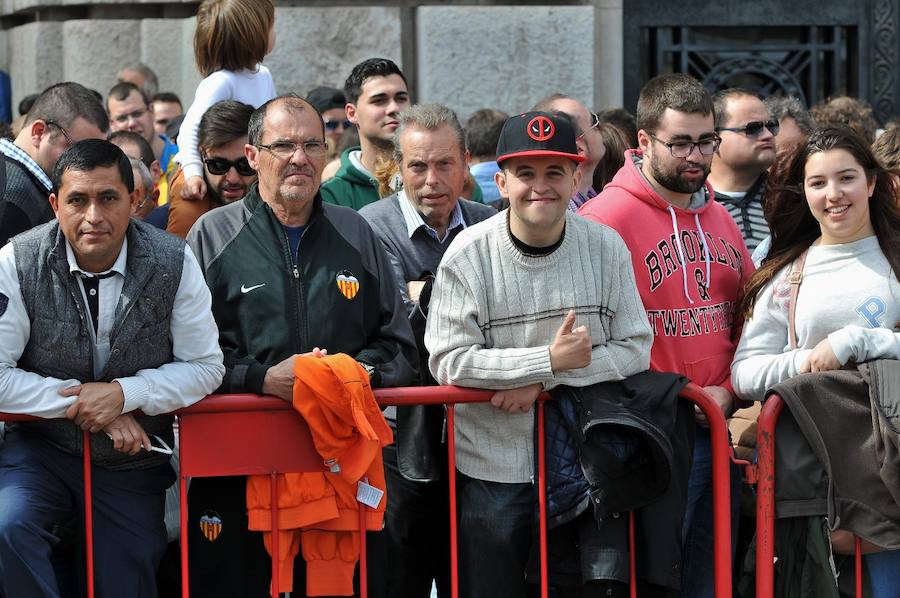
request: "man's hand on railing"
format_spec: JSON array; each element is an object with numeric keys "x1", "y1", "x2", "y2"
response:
[
  {"x1": 262, "y1": 348, "x2": 328, "y2": 401},
  {"x1": 695, "y1": 385, "x2": 734, "y2": 427},
  {"x1": 61, "y1": 381, "x2": 125, "y2": 432},
  {"x1": 490, "y1": 383, "x2": 542, "y2": 413},
  {"x1": 104, "y1": 414, "x2": 151, "y2": 455}
]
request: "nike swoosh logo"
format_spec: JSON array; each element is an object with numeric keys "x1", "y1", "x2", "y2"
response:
[{"x1": 240, "y1": 283, "x2": 266, "y2": 294}]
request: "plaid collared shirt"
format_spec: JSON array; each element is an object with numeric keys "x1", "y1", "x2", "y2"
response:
[
  {"x1": 568, "y1": 187, "x2": 597, "y2": 212},
  {"x1": 0, "y1": 138, "x2": 51, "y2": 192}
]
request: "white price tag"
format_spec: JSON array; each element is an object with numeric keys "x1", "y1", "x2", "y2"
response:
[{"x1": 356, "y1": 479, "x2": 385, "y2": 509}]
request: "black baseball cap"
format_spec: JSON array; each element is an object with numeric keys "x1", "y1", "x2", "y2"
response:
[
  {"x1": 306, "y1": 86, "x2": 346, "y2": 113},
  {"x1": 495, "y1": 111, "x2": 585, "y2": 166}
]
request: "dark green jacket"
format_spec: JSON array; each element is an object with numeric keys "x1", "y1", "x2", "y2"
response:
[
  {"x1": 320, "y1": 147, "x2": 380, "y2": 210},
  {"x1": 187, "y1": 183, "x2": 418, "y2": 392}
]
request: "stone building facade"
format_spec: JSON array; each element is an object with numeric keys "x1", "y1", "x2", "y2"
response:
[
  {"x1": 0, "y1": 1, "x2": 624, "y2": 120},
  {"x1": 1, "y1": 0, "x2": 897, "y2": 122}
]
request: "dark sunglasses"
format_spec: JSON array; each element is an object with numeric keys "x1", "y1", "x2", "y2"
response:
[
  {"x1": 324, "y1": 119, "x2": 352, "y2": 132},
  {"x1": 716, "y1": 120, "x2": 780, "y2": 138},
  {"x1": 203, "y1": 156, "x2": 256, "y2": 176}
]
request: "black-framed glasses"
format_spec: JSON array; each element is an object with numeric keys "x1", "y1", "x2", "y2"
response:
[
  {"x1": 256, "y1": 140, "x2": 328, "y2": 159},
  {"x1": 323, "y1": 119, "x2": 352, "y2": 132},
  {"x1": 46, "y1": 120, "x2": 74, "y2": 147},
  {"x1": 203, "y1": 156, "x2": 256, "y2": 176},
  {"x1": 716, "y1": 120, "x2": 780, "y2": 138},
  {"x1": 649, "y1": 134, "x2": 721, "y2": 158},
  {"x1": 576, "y1": 111, "x2": 601, "y2": 140}
]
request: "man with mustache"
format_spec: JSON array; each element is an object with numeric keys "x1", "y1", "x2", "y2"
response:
[
  {"x1": 321, "y1": 58, "x2": 411, "y2": 210},
  {"x1": 165, "y1": 100, "x2": 256, "y2": 238},
  {"x1": 708, "y1": 89, "x2": 779, "y2": 254},
  {"x1": 185, "y1": 94, "x2": 417, "y2": 597},
  {"x1": 579, "y1": 73, "x2": 754, "y2": 598},
  {"x1": 359, "y1": 102, "x2": 495, "y2": 598},
  {"x1": 0, "y1": 139, "x2": 224, "y2": 596}
]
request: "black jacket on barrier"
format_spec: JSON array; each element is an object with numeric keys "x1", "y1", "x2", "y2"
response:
[{"x1": 535, "y1": 370, "x2": 694, "y2": 591}]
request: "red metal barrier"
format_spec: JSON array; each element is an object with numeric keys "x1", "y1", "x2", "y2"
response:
[
  {"x1": 754, "y1": 393, "x2": 864, "y2": 598},
  {"x1": 0, "y1": 380, "x2": 733, "y2": 598},
  {"x1": 0, "y1": 416, "x2": 96, "y2": 598}
]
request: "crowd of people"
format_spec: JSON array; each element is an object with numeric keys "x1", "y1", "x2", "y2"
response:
[{"x1": 0, "y1": 0, "x2": 898, "y2": 597}]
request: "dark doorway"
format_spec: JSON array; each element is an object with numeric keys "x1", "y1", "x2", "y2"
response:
[{"x1": 623, "y1": 0, "x2": 899, "y2": 124}]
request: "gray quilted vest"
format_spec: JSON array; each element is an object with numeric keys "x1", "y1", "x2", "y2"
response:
[{"x1": 11, "y1": 219, "x2": 185, "y2": 471}]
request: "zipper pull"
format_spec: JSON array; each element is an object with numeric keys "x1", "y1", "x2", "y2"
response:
[{"x1": 293, "y1": 265, "x2": 300, "y2": 279}]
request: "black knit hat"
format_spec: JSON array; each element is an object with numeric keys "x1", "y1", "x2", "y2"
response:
[
  {"x1": 495, "y1": 111, "x2": 585, "y2": 166},
  {"x1": 306, "y1": 86, "x2": 345, "y2": 113}
]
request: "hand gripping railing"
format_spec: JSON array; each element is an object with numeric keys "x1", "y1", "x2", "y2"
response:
[
  {"x1": 755, "y1": 394, "x2": 865, "y2": 598},
  {"x1": 0, "y1": 381, "x2": 732, "y2": 598}
]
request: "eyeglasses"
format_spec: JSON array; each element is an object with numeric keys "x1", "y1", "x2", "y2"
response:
[
  {"x1": 716, "y1": 120, "x2": 780, "y2": 138},
  {"x1": 649, "y1": 134, "x2": 721, "y2": 158},
  {"x1": 256, "y1": 140, "x2": 328, "y2": 159},
  {"x1": 323, "y1": 119, "x2": 352, "y2": 132},
  {"x1": 576, "y1": 112, "x2": 601, "y2": 140},
  {"x1": 112, "y1": 107, "x2": 148, "y2": 125},
  {"x1": 46, "y1": 120, "x2": 74, "y2": 147},
  {"x1": 203, "y1": 155, "x2": 256, "y2": 176}
]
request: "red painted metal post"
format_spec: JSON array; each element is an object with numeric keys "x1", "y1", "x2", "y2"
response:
[
  {"x1": 755, "y1": 395, "x2": 785, "y2": 597},
  {"x1": 179, "y1": 440, "x2": 190, "y2": 598},
  {"x1": 628, "y1": 511, "x2": 637, "y2": 598},
  {"x1": 680, "y1": 383, "x2": 733, "y2": 598},
  {"x1": 82, "y1": 430, "x2": 95, "y2": 598},
  {"x1": 854, "y1": 537, "x2": 862, "y2": 598},
  {"x1": 270, "y1": 472, "x2": 279, "y2": 595},
  {"x1": 536, "y1": 400, "x2": 549, "y2": 598},
  {"x1": 447, "y1": 405, "x2": 459, "y2": 598}
]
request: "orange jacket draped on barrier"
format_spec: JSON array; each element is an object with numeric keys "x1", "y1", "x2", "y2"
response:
[{"x1": 246, "y1": 354, "x2": 392, "y2": 597}]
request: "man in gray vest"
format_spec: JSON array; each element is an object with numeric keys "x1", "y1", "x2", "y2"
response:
[
  {"x1": 0, "y1": 139, "x2": 224, "y2": 597},
  {"x1": 0, "y1": 82, "x2": 108, "y2": 247}
]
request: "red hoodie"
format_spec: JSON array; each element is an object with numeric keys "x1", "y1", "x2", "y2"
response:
[{"x1": 579, "y1": 150, "x2": 754, "y2": 393}]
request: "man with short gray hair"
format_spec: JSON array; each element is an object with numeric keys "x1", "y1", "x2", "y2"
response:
[
  {"x1": 764, "y1": 95, "x2": 814, "y2": 154},
  {"x1": 129, "y1": 156, "x2": 157, "y2": 220},
  {"x1": 360, "y1": 103, "x2": 494, "y2": 598}
]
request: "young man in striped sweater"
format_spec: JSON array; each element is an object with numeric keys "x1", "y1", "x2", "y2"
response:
[{"x1": 425, "y1": 111, "x2": 652, "y2": 598}]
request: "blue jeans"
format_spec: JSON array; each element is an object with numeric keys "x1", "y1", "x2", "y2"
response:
[
  {"x1": 866, "y1": 549, "x2": 900, "y2": 598},
  {"x1": 457, "y1": 471, "x2": 533, "y2": 598},
  {"x1": 0, "y1": 430, "x2": 173, "y2": 598},
  {"x1": 681, "y1": 427, "x2": 741, "y2": 598}
]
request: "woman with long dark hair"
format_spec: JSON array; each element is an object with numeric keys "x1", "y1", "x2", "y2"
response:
[{"x1": 731, "y1": 126, "x2": 900, "y2": 594}]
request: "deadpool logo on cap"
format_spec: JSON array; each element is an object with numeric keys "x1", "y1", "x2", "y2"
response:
[{"x1": 527, "y1": 115, "x2": 555, "y2": 142}]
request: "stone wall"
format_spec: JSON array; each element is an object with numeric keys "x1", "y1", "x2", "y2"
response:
[{"x1": 0, "y1": 2, "x2": 625, "y2": 120}]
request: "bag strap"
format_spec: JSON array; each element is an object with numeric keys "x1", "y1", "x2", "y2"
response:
[{"x1": 787, "y1": 249, "x2": 809, "y2": 351}]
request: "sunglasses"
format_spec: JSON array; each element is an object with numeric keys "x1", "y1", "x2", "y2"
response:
[
  {"x1": 324, "y1": 119, "x2": 352, "y2": 132},
  {"x1": 203, "y1": 156, "x2": 256, "y2": 176},
  {"x1": 716, "y1": 120, "x2": 780, "y2": 138}
]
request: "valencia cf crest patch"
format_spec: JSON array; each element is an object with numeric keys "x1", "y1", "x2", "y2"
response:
[
  {"x1": 0, "y1": 292, "x2": 7, "y2": 319},
  {"x1": 336, "y1": 270, "x2": 360, "y2": 300},
  {"x1": 199, "y1": 511, "x2": 223, "y2": 542}
]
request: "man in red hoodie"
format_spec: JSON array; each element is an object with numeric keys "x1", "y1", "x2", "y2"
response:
[{"x1": 578, "y1": 73, "x2": 754, "y2": 598}]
